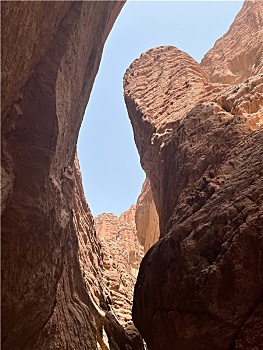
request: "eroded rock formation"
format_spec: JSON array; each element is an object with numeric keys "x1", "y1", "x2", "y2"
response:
[
  {"x1": 95, "y1": 206, "x2": 144, "y2": 325},
  {"x1": 124, "y1": 1, "x2": 263, "y2": 349},
  {"x1": 135, "y1": 178, "x2": 160, "y2": 253},
  {"x1": 73, "y1": 159, "x2": 144, "y2": 350},
  {"x1": 1, "y1": 2, "x2": 145, "y2": 349},
  {"x1": 200, "y1": 0, "x2": 263, "y2": 84},
  {"x1": 2, "y1": 0, "x2": 263, "y2": 349}
]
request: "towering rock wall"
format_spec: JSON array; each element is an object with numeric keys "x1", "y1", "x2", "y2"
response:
[
  {"x1": 1, "y1": 2, "x2": 144, "y2": 349},
  {"x1": 124, "y1": 1, "x2": 263, "y2": 349},
  {"x1": 2, "y1": 1, "x2": 262, "y2": 349}
]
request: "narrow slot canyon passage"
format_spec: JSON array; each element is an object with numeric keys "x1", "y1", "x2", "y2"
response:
[
  {"x1": 76, "y1": 1, "x2": 246, "y2": 348},
  {"x1": 2, "y1": 1, "x2": 263, "y2": 349}
]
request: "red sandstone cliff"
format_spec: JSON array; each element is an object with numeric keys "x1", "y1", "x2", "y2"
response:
[
  {"x1": 135, "y1": 178, "x2": 160, "y2": 253},
  {"x1": 2, "y1": 1, "x2": 263, "y2": 349},
  {"x1": 124, "y1": 1, "x2": 263, "y2": 349},
  {"x1": 73, "y1": 159, "x2": 144, "y2": 349},
  {"x1": 95, "y1": 206, "x2": 144, "y2": 326},
  {"x1": 200, "y1": 0, "x2": 263, "y2": 85},
  {"x1": 1, "y1": 2, "x2": 144, "y2": 349}
]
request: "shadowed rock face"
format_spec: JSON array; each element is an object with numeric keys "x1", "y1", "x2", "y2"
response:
[
  {"x1": 124, "y1": 1, "x2": 263, "y2": 349},
  {"x1": 1, "y1": 2, "x2": 145, "y2": 349}
]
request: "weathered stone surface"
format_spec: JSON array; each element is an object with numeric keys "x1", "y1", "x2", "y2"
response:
[
  {"x1": 3, "y1": 0, "x2": 263, "y2": 349},
  {"x1": 1, "y1": 1, "x2": 72, "y2": 121},
  {"x1": 200, "y1": 0, "x2": 263, "y2": 84},
  {"x1": 95, "y1": 206, "x2": 144, "y2": 326},
  {"x1": 1, "y1": 166, "x2": 14, "y2": 215},
  {"x1": 1, "y1": 2, "x2": 138, "y2": 349},
  {"x1": 135, "y1": 177, "x2": 160, "y2": 253},
  {"x1": 124, "y1": 1, "x2": 263, "y2": 349},
  {"x1": 73, "y1": 158, "x2": 144, "y2": 350},
  {"x1": 125, "y1": 45, "x2": 226, "y2": 232}
]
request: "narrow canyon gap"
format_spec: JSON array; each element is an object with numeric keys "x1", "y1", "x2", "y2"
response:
[{"x1": 1, "y1": 1, "x2": 263, "y2": 350}]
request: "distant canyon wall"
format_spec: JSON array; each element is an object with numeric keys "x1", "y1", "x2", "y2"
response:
[{"x1": 94, "y1": 206, "x2": 144, "y2": 326}]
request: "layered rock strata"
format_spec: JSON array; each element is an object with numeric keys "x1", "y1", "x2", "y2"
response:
[
  {"x1": 124, "y1": 1, "x2": 263, "y2": 349},
  {"x1": 95, "y1": 206, "x2": 144, "y2": 325},
  {"x1": 1, "y1": 2, "x2": 145, "y2": 349}
]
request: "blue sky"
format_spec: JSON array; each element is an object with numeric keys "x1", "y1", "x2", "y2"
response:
[{"x1": 77, "y1": 1, "x2": 243, "y2": 217}]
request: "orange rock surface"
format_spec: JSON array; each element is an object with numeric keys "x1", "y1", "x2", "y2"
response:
[
  {"x1": 2, "y1": 0, "x2": 263, "y2": 349},
  {"x1": 95, "y1": 206, "x2": 144, "y2": 326},
  {"x1": 135, "y1": 178, "x2": 160, "y2": 253},
  {"x1": 124, "y1": 1, "x2": 263, "y2": 349},
  {"x1": 201, "y1": 0, "x2": 263, "y2": 85},
  {"x1": 1, "y1": 2, "x2": 144, "y2": 349},
  {"x1": 73, "y1": 159, "x2": 144, "y2": 349}
]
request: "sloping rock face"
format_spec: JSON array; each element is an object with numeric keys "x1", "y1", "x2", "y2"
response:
[
  {"x1": 135, "y1": 178, "x2": 160, "y2": 253},
  {"x1": 95, "y1": 206, "x2": 144, "y2": 325},
  {"x1": 1, "y1": 2, "x2": 145, "y2": 349},
  {"x1": 201, "y1": 0, "x2": 263, "y2": 85},
  {"x1": 124, "y1": 1, "x2": 263, "y2": 349}
]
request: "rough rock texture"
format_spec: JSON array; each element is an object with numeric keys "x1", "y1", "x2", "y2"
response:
[
  {"x1": 95, "y1": 206, "x2": 144, "y2": 325},
  {"x1": 124, "y1": 1, "x2": 263, "y2": 349},
  {"x1": 135, "y1": 178, "x2": 160, "y2": 253},
  {"x1": 200, "y1": 0, "x2": 263, "y2": 84},
  {"x1": 73, "y1": 159, "x2": 144, "y2": 350},
  {"x1": 1, "y1": 2, "x2": 145, "y2": 350},
  {"x1": 1, "y1": 1, "x2": 72, "y2": 120}
]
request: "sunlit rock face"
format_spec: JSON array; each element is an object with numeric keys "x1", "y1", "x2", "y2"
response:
[
  {"x1": 1, "y1": 1, "x2": 145, "y2": 349},
  {"x1": 135, "y1": 178, "x2": 160, "y2": 253},
  {"x1": 124, "y1": 1, "x2": 263, "y2": 349},
  {"x1": 94, "y1": 206, "x2": 144, "y2": 326},
  {"x1": 201, "y1": 0, "x2": 263, "y2": 85}
]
